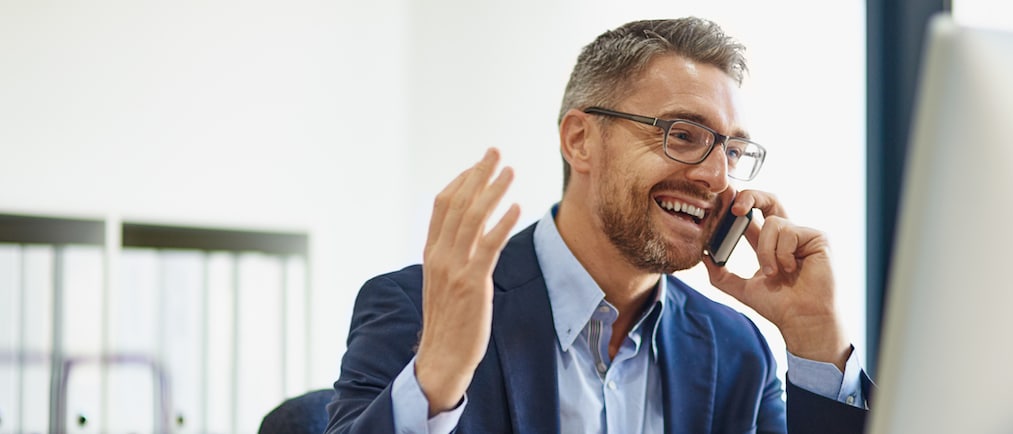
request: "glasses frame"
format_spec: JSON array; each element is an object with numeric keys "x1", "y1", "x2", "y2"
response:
[{"x1": 583, "y1": 106, "x2": 767, "y2": 181}]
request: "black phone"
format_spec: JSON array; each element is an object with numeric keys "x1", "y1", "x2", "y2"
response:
[{"x1": 706, "y1": 204, "x2": 753, "y2": 266}]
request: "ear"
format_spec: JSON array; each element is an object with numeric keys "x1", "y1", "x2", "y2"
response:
[{"x1": 559, "y1": 108, "x2": 595, "y2": 176}]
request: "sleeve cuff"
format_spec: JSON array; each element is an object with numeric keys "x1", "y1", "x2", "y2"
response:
[
  {"x1": 391, "y1": 356, "x2": 468, "y2": 434},
  {"x1": 786, "y1": 346, "x2": 866, "y2": 408}
]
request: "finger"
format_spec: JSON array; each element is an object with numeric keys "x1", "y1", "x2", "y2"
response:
[
  {"x1": 794, "y1": 227, "x2": 832, "y2": 259},
  {"x1": 470, "y1": 203, "x2": 522, "y2": 274},
  {"x1": 716, "y1": 186, "x2": 737, "y2": 213},
  {"x1": 736, "y1": 190, "x2": 788, "y2": 220},
  {"x1": 454, "y1": 166, "x2": 515, "y2": 253},
  {"x1": 774, "y1": 226, "x2": 800, "y2": 273},
  {"x1": 703, "y1": 256, "x2": 749, "y2": 303},
  {"x1": 729, "y1": 189, "x2": 761, "y2": 248},
  {"x1": 426, "y1": 167, "x2": 472, "y2": 256},
  {"x1": 438, "y1": 148, "x2": 501, "y2": 250},
  {"x1": 755, "y1": 217, "x2": 784, "y2": 276},
  {"x1": 743, "y1": 216, "x2": 762, "y2": 252}
]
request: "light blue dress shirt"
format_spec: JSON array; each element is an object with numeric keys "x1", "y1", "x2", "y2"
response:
[{"x1": 390, "y1": 206, "x2": 864, "y2": 433}]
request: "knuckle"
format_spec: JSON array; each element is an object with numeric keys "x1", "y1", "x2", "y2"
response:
[
  {"x1": 463, "y1": 205, "x2": 487, "y2": 223},
  {"x1": 434, "y1": 191, "x2": 452, "y2": 208},
  {"x1": 448, "y1": 193, "x2": 470, "y2": 211},
  {"x1": 766, "y1": 215, "x2": 787, "y2": 226}
]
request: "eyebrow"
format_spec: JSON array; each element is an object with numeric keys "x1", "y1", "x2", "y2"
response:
[{"x1": 658, "y1": 110, "x2": 751, "y2": 140}]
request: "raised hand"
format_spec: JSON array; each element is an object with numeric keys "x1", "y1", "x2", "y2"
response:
[
  {"x1": 704, "y1": 190, "x2": 850, "y2": 371},
  {"x1": 414, "y1": 148, "x2": 521, "y2": 415}
]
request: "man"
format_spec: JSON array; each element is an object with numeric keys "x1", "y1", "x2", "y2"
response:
[{"x1": 325, "y1": 17, "x2": 872, "y2": 434}]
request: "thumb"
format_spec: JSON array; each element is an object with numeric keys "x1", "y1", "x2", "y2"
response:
[{"x1": 703, "y1": 257, "x2": 749, "y2": 304}]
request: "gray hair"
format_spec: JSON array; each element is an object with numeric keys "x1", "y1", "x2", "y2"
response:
[{"x1": 558, "y1": 18, "x2": 748, "y2": 191}]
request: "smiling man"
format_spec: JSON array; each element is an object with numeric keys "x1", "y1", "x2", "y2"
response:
[{"x1": 325, "y1": 18, "x2": 872, "y2": 434}]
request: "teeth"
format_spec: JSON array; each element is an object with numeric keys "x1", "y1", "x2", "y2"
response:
[{"x1": 658, "y1": 200, "x2": 705, "y2": 220}]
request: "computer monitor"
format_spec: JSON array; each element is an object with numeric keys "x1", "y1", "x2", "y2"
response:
[{"x1": 867, "y1": 14, "x2": 1013, "y2": 434}]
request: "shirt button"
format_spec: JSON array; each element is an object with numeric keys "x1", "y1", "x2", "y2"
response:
[
  {"x1": 846, "y1": 395, "x2": 855, "y2": 405},
  {"x1": 596, "y1": 362, "x2": 607, "y2": 373},
  {"x1": 607, "y1": 381, "x2": 617, "y2": 390},
  {"x1": 598, "y1": 306, "x2": 610, "y2": 313}
]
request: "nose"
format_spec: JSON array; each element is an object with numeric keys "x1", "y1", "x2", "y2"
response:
[{"x1": 685, "y1": 143, "x2": 729, "y2": 192}]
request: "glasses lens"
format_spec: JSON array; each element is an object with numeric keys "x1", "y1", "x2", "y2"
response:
[
  {"x1": 662, "y1": 120, "x2": 766, "y2": 181},
  {"x1": 725, "y1": 139, "x2": 765, "y2": 181},
  {"x1": 664, "y1": 121, "x2": 715, "y2": 162}
]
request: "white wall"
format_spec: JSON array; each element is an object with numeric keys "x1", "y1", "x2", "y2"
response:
[
  {"x1": 0, "y1": 0, "x2": 866, "y2": 400},
  {"x1": 0, "y1": 0, "x2": 414, "y2": 388}
]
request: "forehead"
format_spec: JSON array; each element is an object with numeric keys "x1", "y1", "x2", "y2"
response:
[{"x1": 617, "y1": 54, "x2": 748, "y2": 137}]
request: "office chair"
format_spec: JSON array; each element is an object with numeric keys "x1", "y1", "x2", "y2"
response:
[{"x1": 258, "y1": 389, "x2": 335, "y2": 434}]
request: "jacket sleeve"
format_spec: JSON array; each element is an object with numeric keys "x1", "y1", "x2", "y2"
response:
[
  {"x1": 785, "y1": 371, "x2": 873, "y2": 434},
  {"x1": 324, "y1": 269, "x2": 426, "y2": 434}
]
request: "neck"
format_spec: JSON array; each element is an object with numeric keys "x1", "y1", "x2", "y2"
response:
[
  {"x1": 554, "y1": 199, "x2": 660, "y2": 319},
  {"x1": 556, "y1": 196, "x2": 665, "y2": 359}
]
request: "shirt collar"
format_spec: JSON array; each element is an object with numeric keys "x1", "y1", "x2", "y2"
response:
[
  {"x1": 636, "y1": 280, "x2": 666, "y2": 359},
  {"x1": 533, "y1": 204, "x2": 667, "y2": 359}
]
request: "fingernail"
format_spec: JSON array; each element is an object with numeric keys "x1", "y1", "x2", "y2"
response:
[{"x1": 763, "y1": 266, "x2": 774, "y2": 276}]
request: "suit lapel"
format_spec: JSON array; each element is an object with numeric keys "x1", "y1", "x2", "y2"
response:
[
  {"x1": 487, "y1": 226, "x2": 721, "y2": 433},
  {"x1": 657, "y1": 276, "x2": 718, "y2": 434},
  {"x1": 491, "y1": 225, "x2": 560, "y2": 434}
]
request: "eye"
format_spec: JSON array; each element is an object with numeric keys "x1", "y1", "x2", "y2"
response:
[
  {"x1": 669, "y1": 129, "x2": 694, "y2": 142},
  {"x1": 725, "y1": 142, "x2": 747, "y2": 162},
  {"x1": 668, "y1": 125, "x2": 709, "y2": 146}
]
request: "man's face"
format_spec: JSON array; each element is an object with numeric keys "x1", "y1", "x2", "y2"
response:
[{"x1": 591, "y1": 53, "x2": 746, "y2": 273}]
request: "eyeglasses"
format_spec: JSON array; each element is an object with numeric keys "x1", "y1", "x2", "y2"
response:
[{"x1": 583, "y1": 107, "x2": 767, "y2": 181}]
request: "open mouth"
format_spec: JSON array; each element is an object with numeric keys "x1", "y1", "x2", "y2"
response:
[{"x1": 655, "y1": 198, "x2": 707, "y2": 224}]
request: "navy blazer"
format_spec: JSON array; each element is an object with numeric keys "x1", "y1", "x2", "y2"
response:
[{"x1": 325, "y1": 224, "x2": 869, "y2": 433}]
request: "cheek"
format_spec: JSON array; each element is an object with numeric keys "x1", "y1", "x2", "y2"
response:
[
  {"x1": 596, "y1": 144, "x2": 673, "y2": 194},
  {"x1": 594, "y1": 149, "x2": 625, "y2": 187}
]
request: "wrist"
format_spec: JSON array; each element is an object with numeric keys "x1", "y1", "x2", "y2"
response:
[
  {"x1": 415, "y1": 350, "x2": 473, "y2": 416},
  {"x1": 781, "y1": 316, "x2": 850, "y2": 372}
]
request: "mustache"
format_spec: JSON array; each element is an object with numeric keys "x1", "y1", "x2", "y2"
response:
[{"x1": 649, "y1": 180, "x2": 718, "y2": 203}]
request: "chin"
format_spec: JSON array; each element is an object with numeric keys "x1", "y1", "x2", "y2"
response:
[{"x1": 631, "y1": 235, "x2": 706, "y2": 274}]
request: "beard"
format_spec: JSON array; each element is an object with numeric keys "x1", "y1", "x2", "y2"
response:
[{"x1": 597, "y1": 177, "x2": 716, "y2": 274}]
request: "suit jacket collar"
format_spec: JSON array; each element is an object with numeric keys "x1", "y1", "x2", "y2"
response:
[
  {"x1": 491, "y1": 224, "x2": 560, "y2": 433},
  {"x1": 489, "y1": 223, "x2": 719, "y2": 433},
  {"x1": 657, "y1": 275, "x2": 718, "y2": 433}
]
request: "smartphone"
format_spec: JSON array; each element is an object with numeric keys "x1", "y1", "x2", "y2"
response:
[{"x1": 707, "y1": 204, "x2": 753, "y2": 267}]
